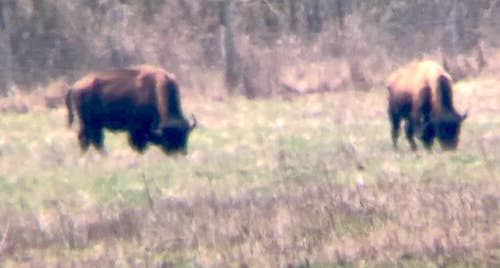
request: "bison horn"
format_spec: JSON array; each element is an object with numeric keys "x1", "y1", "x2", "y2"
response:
[
  {"x1": 190, "y1": 114, "x2": 197, "y2": 130},
  {"x1": 461, "y1": 111, "x2": 468, "y2": 121}
]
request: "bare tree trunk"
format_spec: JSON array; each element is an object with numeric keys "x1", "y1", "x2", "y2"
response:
[
  {"x1": 0, "y1": 2, "x2": 13, "y2": 96},
  {"x1": 220, "y1": 0, "x2": 238, "y2": 93},
  {"x1": 335, "y1": 0, "x2": 345, "y2": 41},
  {"x1": 445, "y1": 0, "x2": 466, "y2": 79},
  {"x1": 305, "y1": 0, "x2": 322, "y2": 33},
  {"x1": 450, "y1": 0, "x2": 460, "y2": 57},
  {"x1": 110, "y1": 4, "x2": 126, "y2": 67},
  {"x1": 476, "y1": 41, "x2": 486, "y2": 70},
  {"x1": 288, "y1": 0, "x2": 298, "y2": 32}
]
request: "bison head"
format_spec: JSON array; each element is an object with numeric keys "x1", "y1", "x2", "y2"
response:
[
  {"x1": 432, "y1": 111, "x2": 467, "y2": 150},
  {"x1": 153, "y1": 115, "x2": 197, "y2": 155}
]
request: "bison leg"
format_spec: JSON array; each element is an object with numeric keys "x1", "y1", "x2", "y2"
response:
[
  {"x1": 90, "y1": 127, "x2": 106, "y2": 153},
  {"x1": 128, "y1": 130, "x2": 149, "y2": 153},
  {"x1": 78, "y1": 127, "x2": 91, "y2": 152},
  {"x1": 404, "y1": 119, "x2": 418, "y2": 151},
  {"x1": 420, "y1": 121, "x2": 435, "y2": 150},
  {"x1": 389, "y1": 113, "x2": 401, "y2": 150},
  {"x1": 78, "y1": 126, "x2": 107, "y2": 154}
]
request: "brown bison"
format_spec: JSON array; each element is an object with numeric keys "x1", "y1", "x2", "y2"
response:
[
  {"x1": 65, "y1": 64, "x2": 197, "y2": 155},
  {"x1": 386, "y1": 60, "x2": 467, "y2": 151}
]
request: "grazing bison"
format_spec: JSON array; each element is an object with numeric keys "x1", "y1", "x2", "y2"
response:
[
  {"x1": 65, "y1": 65, "x2": 197, "y2": 155},
  {"x1": 386, "y1": 60, "x2": 467, "y2": 151}
]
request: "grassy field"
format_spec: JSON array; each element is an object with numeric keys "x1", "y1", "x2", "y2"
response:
[{"x1": 0, "y1": 76, "x2": 499, "y2": 267}]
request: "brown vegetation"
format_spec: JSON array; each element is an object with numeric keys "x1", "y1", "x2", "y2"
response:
[
  {"x1": 0, "y1": 1, "x2": 499, "y2": 98},
  {"x1": 0, "y1": 179, "x2": 498, "y2": 266}
]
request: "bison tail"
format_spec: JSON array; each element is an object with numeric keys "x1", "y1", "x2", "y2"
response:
[
  {"x1": 65, "y1": 89, "x2": 74, "y2": 127},
  {"x1": 437, "y1": 75, "x2": 454, "y2": 111}
]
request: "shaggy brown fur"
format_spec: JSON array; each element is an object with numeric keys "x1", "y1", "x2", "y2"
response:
[
  {"x1": 386, "y1": 60, "x2": 467, "y2": 151},
  {"x1": 65, "y1": 65, "x2": 196, "y2": 155}
]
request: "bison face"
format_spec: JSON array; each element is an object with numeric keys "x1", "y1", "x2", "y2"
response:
[
  {"x1": 156, "y1": 115, "x2": 197, "y2": 155},
  {"x1": 434, "y1": 112, "x2": 467, "y2": 150},
  {"x1": 161, "y1": 124, "x2": 190, "y2": 154}
]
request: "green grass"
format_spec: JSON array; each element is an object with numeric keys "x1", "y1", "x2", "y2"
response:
[{"x1": 0, "y1": 78, "x2": 498, "y2": 267}]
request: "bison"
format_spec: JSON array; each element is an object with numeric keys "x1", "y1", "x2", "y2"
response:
[
  {"x1": 65, "y1": 64, "x2": 196, "y2": 155},
  {"x1": 386, "y1": 60, "x2": 467, "y2": 151}
]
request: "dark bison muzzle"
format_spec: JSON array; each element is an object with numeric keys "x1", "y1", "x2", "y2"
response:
[
  {"x1": 386, "y1": 60, "x2": 467, "y2": 151},
  {"x1": 65, "y1": 65, "x2": 196, "y2": 155}
]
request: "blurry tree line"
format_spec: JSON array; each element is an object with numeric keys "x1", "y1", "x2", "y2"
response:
[{"x1": 0, "y1": 0, "x2": 498, "y2": 97}]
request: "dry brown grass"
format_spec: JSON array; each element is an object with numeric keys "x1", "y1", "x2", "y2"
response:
[
  {"x1": 0, "y1": 79, "x2": 68, "y2": 113},
  {"x1": 0, "y1": 178, "x2": 498, "y2": 267}
]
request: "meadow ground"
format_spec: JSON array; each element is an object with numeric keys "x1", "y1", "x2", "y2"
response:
[{"x1": 0, "y1": 76, "x2": 498, "y2": 267}]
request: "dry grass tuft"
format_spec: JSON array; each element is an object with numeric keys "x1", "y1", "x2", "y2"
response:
[{"x1": 0, "y1": 179, "x2": 498, "y2": 267}]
